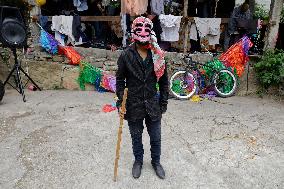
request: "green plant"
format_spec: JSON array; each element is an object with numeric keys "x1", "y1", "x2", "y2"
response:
[
  {"x1": 254, "y1": 4, "x2": 269, "y2": 21},
  {"x1": 109, "y1": 0, "x2": 120, "y2": 8},
  {"x1": 0, "y1": 48, "x2": 11, "y2": 69},
  {"x1": 254, "y1": 50, "x2": 284, "y2": 92},
  {"x1": 254, "y1": 4, "x2": 284, "y2": 23}
]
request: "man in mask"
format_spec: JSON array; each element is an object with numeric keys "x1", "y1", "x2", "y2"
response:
[{"x1": 116, "y1": 17, "x2": 169, "y2": 179}]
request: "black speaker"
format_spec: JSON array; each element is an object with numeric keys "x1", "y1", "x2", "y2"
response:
[{"x1": 0, "y1": 6, "x2": 27, "y2": 48}]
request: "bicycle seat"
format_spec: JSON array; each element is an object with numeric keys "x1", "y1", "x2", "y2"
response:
[
  {"x1": 184, "y1": 56, "x2": 193, "y2": 64},
  {"x1": 184, "y1": 56, "x2": 200, "y2": 66}
]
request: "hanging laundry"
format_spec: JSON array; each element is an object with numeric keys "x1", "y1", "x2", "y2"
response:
[
  {"x1": 54, "y1": 31, "x2": 65, "y2": 46},
  {"x1": 39, "y1": 15, "x2": 49, "y2": 31},
  {"x1": 151, "y1": 0, "x2": 165, "y2": 15},
  {"x1": 159, "y1": 14, "x2": 182, "y2": 42},
  {"x1": 73, "y1": 0, "x2": 88, "y2": 11},
  {"x1": 152, "y1": 16, "x2": 163, "y2": 43},
  {"x1": 190, "y1": 18, "x2": 221, "y2": 45},
  {"x1": 52, "y1": 16, "x2": 75, "y2": 44},
  {"x1": 72, "y1": 15, "x2": 82, "y2": 42},
  {"x1": 27, "y1": 0, "x2": 36, "y2": 6},
  {"x1": 111, "y1": 20, "x2": 123, "y2": 38},
  {"x1": 121, "y1": 0, "x2": 148, "y2": 16},
  {"x1": 121, "y1": 14, "x2": 127, "y2": 47},
  {"x1": 190, "y1": 22, "x2": 198, "y2": 41},
  {"x1": 102, "y1": 0, "x2": 111, "y2": 7}
]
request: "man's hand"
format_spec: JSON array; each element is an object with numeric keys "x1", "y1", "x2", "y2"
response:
[
  {"x1": 118, "y1": 106, "x2": 126, "y2": 119},
  {"x1": 160, "y1": 105, "x2": 167, "y2": 114}
]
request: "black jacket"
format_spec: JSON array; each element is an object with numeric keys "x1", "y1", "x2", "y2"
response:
[{"x1": 116, "y1": 44, "x2": 169, "y2": 121}]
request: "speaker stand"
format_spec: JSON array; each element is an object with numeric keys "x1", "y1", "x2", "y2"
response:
[{"x1": 4, "y1": 48, "x2": 41, "y2": 102}]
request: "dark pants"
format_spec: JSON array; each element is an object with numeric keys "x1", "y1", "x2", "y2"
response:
[{"x1": 128, "y1": 115, "x2": 161, "y2": 165}]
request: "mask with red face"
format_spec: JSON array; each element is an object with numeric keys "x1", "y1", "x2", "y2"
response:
[{"x1": 131, "y1": 16, "x2": 153, "y2": 45}]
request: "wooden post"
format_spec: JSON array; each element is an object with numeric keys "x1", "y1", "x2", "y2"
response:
[
  {"x1": 183, "y1": 0, "x2": 189, "y2": 53},
  {"x1": 113, "y1": 88, "x2": 128, "y2": 182},
  {"x1": 264, "y1": 0, "x2": 284, "y2": 50}
]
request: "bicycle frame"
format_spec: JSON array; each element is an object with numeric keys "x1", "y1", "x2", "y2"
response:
[{"x1": 183, "y1": 57, "x2": 220, "y2": 92}]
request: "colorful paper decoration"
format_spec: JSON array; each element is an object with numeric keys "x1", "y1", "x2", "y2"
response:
[
  {"x1": 102, "y1": 104, "x2": 117, "y2": 113},
  {"x1": 101, "y1": 74, "x2": 116, "y2": 93},
  {"x1": 78, "y1": 61, "x2": 103, "y2": 90},
  {"x1": 39, "y1": 30, "x2": 58, "y2": 54},
  {"x1": 203, "y1": 59, "x2": 226, "y2": 78},
  {"x1": 58, "y1": 46, "x2": 81, "y2": 65},
  {"x1": 219, "y1": 36, "x2": 253, "y2": 77}
]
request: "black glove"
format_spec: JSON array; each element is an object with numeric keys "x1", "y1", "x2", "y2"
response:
[{"x1": 160, "y1": 104, "x2": 167, "y2": 114}]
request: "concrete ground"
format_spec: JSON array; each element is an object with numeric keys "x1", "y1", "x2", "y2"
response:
[{"x1": 0, "y1": 90, "x2": 283, "y2": 189}]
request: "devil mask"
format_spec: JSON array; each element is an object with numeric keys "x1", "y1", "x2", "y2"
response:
[{"x1": 131, "y1": 16, "x2": 154, "y2": 45}]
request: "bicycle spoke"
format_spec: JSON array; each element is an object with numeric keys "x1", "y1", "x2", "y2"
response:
[{"x1": 171, "y1": 72, "x2": 196, "y2": 98}]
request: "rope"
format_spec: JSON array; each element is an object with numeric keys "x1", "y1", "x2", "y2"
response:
[{"x1": 214, "y1": 0, "x2": 220, "y2": 18}]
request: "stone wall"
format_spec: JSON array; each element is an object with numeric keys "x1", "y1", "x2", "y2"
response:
[
  {"x1": 0, "y1": 49, "x2": 118, "y2": 90},
  {"x1": 0, "y1": 46, "x2": 262, "y2": 96}
]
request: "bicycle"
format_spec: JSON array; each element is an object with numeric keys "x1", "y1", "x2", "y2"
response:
[{"x1": 169, "y1": 55, "x2": 237, "y2": 99}]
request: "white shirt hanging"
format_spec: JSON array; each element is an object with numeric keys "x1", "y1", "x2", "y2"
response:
[{"x1": 159, "y1": 14, "x2": 182, "y2": 42}]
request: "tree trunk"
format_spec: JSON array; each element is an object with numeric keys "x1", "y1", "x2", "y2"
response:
[{"x1": 264, "y1": 0, "x2": 284, "y2": 50}]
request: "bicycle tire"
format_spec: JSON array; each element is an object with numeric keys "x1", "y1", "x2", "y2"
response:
[
  {"x1": 170, "y1": 70, "x2": 197, "y2": 99},
  {"x1": 0, "y1": 80, "x2": 4, "y2": 102},
  {"x1": 213, "y1": 69, "x2": 237, "y2": 98}
]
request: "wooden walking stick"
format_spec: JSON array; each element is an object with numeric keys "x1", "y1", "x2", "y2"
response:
[{"x1": 113, "y1": 88, "x2": 128, "y2": 182}]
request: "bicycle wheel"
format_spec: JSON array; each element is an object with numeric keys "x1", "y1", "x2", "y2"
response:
[
  {"x1": 170, "y1": 71, "x2": 197, "y2": 99},
  {"x1": 213, "y1": 69, "x2": 237, "y2": 98},
  {"x1": 0, "y1": 80, "x2": 4, "y2": 102}
]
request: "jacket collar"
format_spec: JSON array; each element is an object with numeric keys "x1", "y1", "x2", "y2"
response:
[
  {"x1": 129, "y1": 43, "x2": 152, "y2": 68},
  {"x1": 128, "y1": 43, "x2": 155, "y2": 81}
]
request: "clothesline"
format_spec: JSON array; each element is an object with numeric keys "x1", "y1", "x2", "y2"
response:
[
  {"x1": 33, "y1": 15, "x2": 230, "y2": 52},
  {"x1": 32, "y1": 15, "x2": 230, "y2": 24}
]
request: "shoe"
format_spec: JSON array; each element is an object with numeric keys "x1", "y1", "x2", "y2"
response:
[
  {"x1": 132, "y1": 161, "x2": 143, "y2": 179},
  {"x1": 152, "y1": 163, "x2": 165, "y2": 179}
]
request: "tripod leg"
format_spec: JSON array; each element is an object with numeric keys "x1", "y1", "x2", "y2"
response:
[
  {"x1": 4, "y1": 67, "x2": 16, "y2": 86},
  {"x1": 16, "y1": 66, "x2": 26, "y2": 102},
  {"x1": 19, "y1": 67, "x2": 42, "y2": 91}
]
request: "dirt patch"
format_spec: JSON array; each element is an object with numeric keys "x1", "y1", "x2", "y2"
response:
[
  {"x1": 0, "y1": 112, "x2": 33, "y2": 142},
  {"x1": 16, "y1": 125, "x2": 53, "y2": 188}
]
